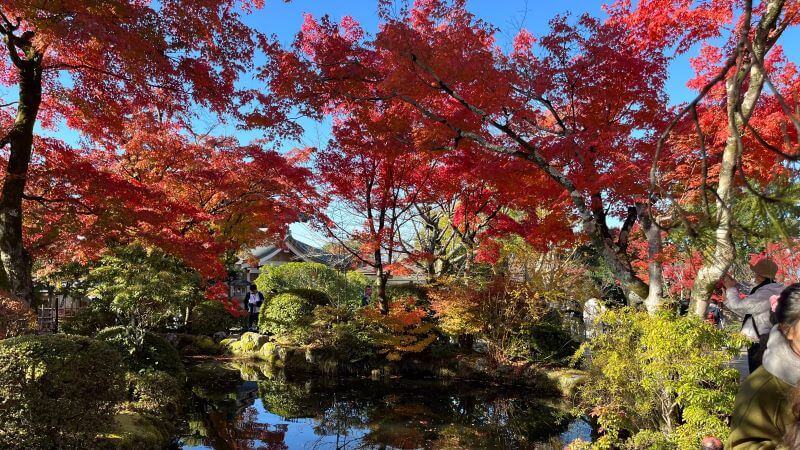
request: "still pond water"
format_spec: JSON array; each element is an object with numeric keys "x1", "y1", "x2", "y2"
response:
[{"x1": 177, "y1": 361, "x2": 591, "y2": 450}]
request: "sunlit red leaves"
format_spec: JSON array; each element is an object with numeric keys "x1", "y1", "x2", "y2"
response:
[
  {"x1": 0, "y1": 1, "x2": 319, "y2": 300},
  {"x1": 19, "y1": 127, "x2": 313, "y2": 283},
  {"x1": 605, "y1": 0, "x2": 734, "y2": 54},
  {"x1": 260, "y1": 1, "x2": 675, "y2": 255},
  {"x1": 750, "y1": 239, "x2": 800, "y2": 284}
]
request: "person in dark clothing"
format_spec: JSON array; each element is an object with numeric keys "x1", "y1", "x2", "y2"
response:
[
  {"x1": 679, "y1": 297, "x2": 690, "y2": 316},
  {"x1": 243, "y1": 284, "x2": 264, "y2": 331},
  {"x1": 706, "y1": 299, "x2": 723, "y2": 328},
  {"x1": 361, "y1": 286, "x2": 373, "y2": 307}
]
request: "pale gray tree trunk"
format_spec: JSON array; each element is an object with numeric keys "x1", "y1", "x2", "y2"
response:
[{"x1": 690, "y1": 0, "x2": 785, "y2": 316}]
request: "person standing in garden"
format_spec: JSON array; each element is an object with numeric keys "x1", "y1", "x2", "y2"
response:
[
  {"x1": 706, "y1": 299, "x2": 723, "y2": 328},
  {"x1": 361, "y1": 285, "x2": 373, "y2": 307},
  {"x1": 723, "y1": 258, "x2": 784, "y2": 373},
  {"x1": 244, "y1": 284, "x2": 264, "y2": 331},
  {"x1": 728, "y1": 283, "x2": 800, "y2": 449}
]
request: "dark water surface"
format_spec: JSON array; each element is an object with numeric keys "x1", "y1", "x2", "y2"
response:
[{"x1": 178, "y1": 361, "x2": 591, "y2": 450}]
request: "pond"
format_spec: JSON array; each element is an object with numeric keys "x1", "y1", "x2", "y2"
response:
[{"x1": 177, "y1": 360, "x2": 592, "y2": 449}]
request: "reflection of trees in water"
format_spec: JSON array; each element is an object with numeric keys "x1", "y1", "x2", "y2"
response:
[
  {"x1": 181, "y1": 362, "x2": 571, "y2": 449},
  {"x1": 182, "y1": 362, "x2": 290, "y2": 450}
]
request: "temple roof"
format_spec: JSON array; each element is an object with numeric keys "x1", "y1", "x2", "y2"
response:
[{"x1": 243, "y1": 233, "x2": 352, "y2": 269}]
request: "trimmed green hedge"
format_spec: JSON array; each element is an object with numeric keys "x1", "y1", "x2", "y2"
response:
[
  {"x1": 258, "y1": 289, "x2": 330, "y2": 340},
  {"x1": 96, "y1": 326, "x2": 184, "y2": 377},
  {"x1": 255, "y1": 262, "x2": 368, "y2": 306},
  {"x1": 190, "y1": 300, "x2": 238, "y2": 335},
  {"x1": 0, "y1": 334, "x2": 125, "y2": 449}
]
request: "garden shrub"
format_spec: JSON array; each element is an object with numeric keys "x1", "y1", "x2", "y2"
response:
[
  {"x1": 520, "y1": 310, "x2": 579, "y2": 365},
  {"x1": 258, "y1": 289, "x2": 330, "y2": 341},
  {"x1": 0, "y1": 334, "x2": 125, "y2": 449},
  {"x1": 304, "y1": 296, "x2": 437, "y2": 362},
  {"x1": 360, "y1": 296, "x2": 438, "y2": 361},
  {"x1": 572, "y1": 308, "x2": 750, "y2": 449},
  {"x1": 60, "y1": 299, "x2": 116, "y2": 336},
  {"x1": 96, "y1": 326, "x2": 184, "y2": 377},
  {"x1": 430, "y1": 276, "x2": 556, "y2": 363},
  {"x1": 87, "y1": 244, "x2": 204, "y2": 330},
  {"x1": 190, "y1": 300, "x2": 237, "y2": 335},
  {"x1": 308, "y1": 305, "x2": 376, "y2": 362},
  {"x1": 386, "y1": 284, "x2": 428, "y2": 302},
  {"x1": 255, "y1": 262, "x2": 367, "y2": 306}
]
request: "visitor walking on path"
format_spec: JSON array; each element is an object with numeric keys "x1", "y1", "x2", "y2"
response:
[
  {"x1": 244, "y1": 284, "x2": 264, "y2": 331},
  {"x1": 727, "y1": 283, "x2": 800, "y2": 449},
  {"x1": 723, "y1": 258, "x2": 784, "y2": 372}
]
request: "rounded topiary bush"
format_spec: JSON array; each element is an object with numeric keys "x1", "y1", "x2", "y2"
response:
[
  {"x1": 96, "y1": 326, "x2": 184, "y2": 377},
  {"x1": 258, "y1": 289, "x2": 330, "y2": 339},
  {"x1": 190, "y1": 300, "x2": 237, "y2": 336},
  {"x1": 0, "y1": 334, "x2": 125, "y2": 449}
]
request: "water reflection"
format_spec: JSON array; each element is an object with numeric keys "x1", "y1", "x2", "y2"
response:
[{"x1": 179, "y1": 361, "x2": 584, "y2": 449}]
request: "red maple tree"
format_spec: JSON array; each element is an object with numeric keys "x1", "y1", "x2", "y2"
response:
[
  {"x1": 0, "y1": 1, "x2": 312, "y2": 306},
  {"x1": 257, "y1": 1, "x2": 671, "y2": 307}
]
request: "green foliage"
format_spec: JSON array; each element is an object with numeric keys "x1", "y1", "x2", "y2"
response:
[
  {"x1": 307, "y1": 305, "x2": 376, "y2": 361},
  {"x1": 431, "y1": 275, "x2": 574, "y2": 364},
  {"x1": 258, "y1": 379, "x2": 319, "y2": 419},
  {"x1": 258, "y1": 289, "x2": 330, "y2": 341},
  {"x1": 255, "y1": 262, "x2": 367, "y2": 307},
  {"x1": 60, "y1": 298, "x2": 116, "y2": 336},
  {"x1": 386, "y1": 284, "x2": 428, "y2": 302},
  {"x1": 283, "y1": 288, "x2": 331, "y2": 306},
  {"x1": 125, "y1": 371, "x2": 184, "y2": 424},
  {"x1": 520, "y1": 311, "x2": 580, "y2": 365},
  {"x1": 573, "y1": 308, "x2": 749, "y2": 449},
  {"x1": 0, "y1": 334, "x2": 125, "y2": 449},
  {"x1": 96, "y1": 326, "x2": 185, "y2": 377},
  {"x1": 87, "y1": 244, "x2": 204, "y2": 331},
  {"x1": 190, "y1": 300, "x2": 237, "y2": 335}
]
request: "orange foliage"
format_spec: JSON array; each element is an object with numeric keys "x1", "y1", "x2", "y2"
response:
[
  {"x1": 360, "y1": 296, "x2": 436, "y2": 361},
  {"x1": 0, "y1": 291, "x2": 36, "y2": 339}
]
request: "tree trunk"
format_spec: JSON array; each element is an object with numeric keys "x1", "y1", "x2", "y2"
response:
[
  {"x1": 639, "y1": 207, "x2": 664, "y2": 314},
  {"x1": 375, "y1": 272, "x2": 389, "y2": 314},
  {"x1": 689, "y1": 0, "x2": 784, "y2": 316},
  {"x1": 0, "y1": 52, "x2": 42, "y2": 307},
  {"x1": 587, "y1": 198, "x2": 648, "y2": 306}
]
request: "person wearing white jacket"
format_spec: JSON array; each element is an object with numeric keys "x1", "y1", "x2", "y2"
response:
[{"x1": 723, "y1": 258, "x2": 785, "y2": 373}]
